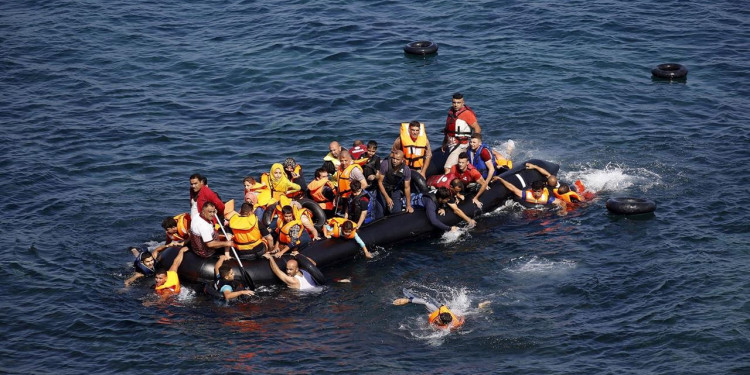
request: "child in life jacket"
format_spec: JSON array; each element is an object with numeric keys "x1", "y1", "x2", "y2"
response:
[{"x1": 211, "y1": 255, "x2": 254, "y2": 301}]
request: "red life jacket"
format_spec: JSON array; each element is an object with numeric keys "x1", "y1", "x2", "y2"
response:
[{"x1": 444, "y1": 105, "x2": 475, "y2": 144}]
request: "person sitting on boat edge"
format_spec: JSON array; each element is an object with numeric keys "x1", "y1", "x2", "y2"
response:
[
  {"x1": 442, "y1": 92, "x2": 481, "y2": 174},
  {"x1": 467, "y1": 133, "x2": 496, "y2": 181},
  {"x1": 190, "y1": 173, "x2": 225, "y2": 219},
  {"x1": 272, "y1": 204, "x2": 319, "y2": 258},
  {"x1": 377, "y1": 149, "x2": 413, "y2": 215},
  {"x1": 262, "y1": 252, "x2": 319, "y2": 290},
  {"x1": 154, "y1": 246, "x2": 189, "y2": 297},
  {"x1": 496, "y1": 178, "x2": 567, "y2": 213},
  {"x1": 307, "y1": 167, "x2": 337, "y2": 218},
  {"x1": 393, "y1": 289, "x2": 465, "y2": 330},
  {"x1": 323, "y1": 217, "x2": 373, "y2": 259},
  {"x1": 449, "y1": 152, "x2": 489, "y2": 209},
  {"x1": 226, "y1": 201, "x2": 270, "y2": 260},
  {"x1": 262, "y1": 163, "x2": 301, "y2": 201},
  {"x1": 345, "y1": 179, "x2": 382, "y2": 228},
  {"x1": 212, "y1": 255, "x2": 254, "y2": 301},
  {"x1": 392, "y1": 120, "x2": 432, "y2": 178},
  {"x1": 124, "y1": 247, "x2": 156, "y2": 287},
  {"x1": 190, "y1": 201, "x2": 234, "y2": 259}
]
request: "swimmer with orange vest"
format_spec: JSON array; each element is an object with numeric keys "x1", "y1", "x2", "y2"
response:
[{"x1": 393, "y1": 289, "x2": 465, "y2": 330}]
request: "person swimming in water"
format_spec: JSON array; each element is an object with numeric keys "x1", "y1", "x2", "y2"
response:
[{"x1": 392, "y1": 289, "x2": 465, "y2": 330}]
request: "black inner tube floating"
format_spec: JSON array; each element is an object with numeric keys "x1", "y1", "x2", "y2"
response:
[
  {"x1": 606, "y1": 197, "x2": 656, "y2": 215},
  {"x1": 652, "y1": 63, "x2": 688, "y2": 80},
  {"x1": 404, "y1": 41, "x2": 438, "y2": 55}
]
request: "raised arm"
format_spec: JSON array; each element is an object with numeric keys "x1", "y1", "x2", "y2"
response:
[
  {"x1": 497, "y1": 177, "x2": 522, "y2": 198},
  {"x1": 262, "y1": 253, "x2": 298, "y2": 288},
  {"x1": 168, "y1": 247, "x2": 189, "y2": 273}
]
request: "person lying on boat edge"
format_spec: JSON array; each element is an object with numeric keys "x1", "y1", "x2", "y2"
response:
[
  {"x1": 212, "y1": 255, "x2": 254, "y2": 301},
  {"x1": 409, "y1": 189, "x2": 474, "y2": 233},
  {"x1": 262, "y1": 252, "x2": 319, "y2": 291},
  {"x1": 496, "y1": 178, "x2": 567, "y2": 213},
  {"x1": 323, "y1": 217, "x2": 373, "y2": 259}
]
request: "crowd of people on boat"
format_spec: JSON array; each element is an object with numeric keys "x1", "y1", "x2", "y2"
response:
[{"x1": 125, "y1": 92, "x2": 593, "y2": 326}]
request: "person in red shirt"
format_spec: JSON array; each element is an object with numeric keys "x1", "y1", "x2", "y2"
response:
[
  {"x1": 449, "y1": 152, "x2": 489, "y2": 208},
  {"x1": 189, "y1": 173, "x2": 225, "y2": 218},
  {"x1": 442, "y1": 92, "x2": 481, "y2": 173}
]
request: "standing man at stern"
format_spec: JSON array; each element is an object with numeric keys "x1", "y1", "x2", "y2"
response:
[{"x1": 442, "y1": 92, "x2": 481, "y2": 174}]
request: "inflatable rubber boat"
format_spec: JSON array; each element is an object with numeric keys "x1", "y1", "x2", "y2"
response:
[{"x1": 157, "y1": 150, "x2": 558, "y2": 288}]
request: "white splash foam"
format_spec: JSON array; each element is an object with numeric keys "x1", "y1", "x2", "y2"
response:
[
  {"x1": 507, "y1": 255, "x2": 577, "y2": 274},
  {"x1": 562, "y1": 162, "x2": 661, "y2": 193}
]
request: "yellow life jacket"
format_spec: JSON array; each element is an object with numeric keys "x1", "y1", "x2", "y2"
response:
[
  {"x1": 428, "y1": 305, "x2": 463, "y2": 329},
  {"x1": 400, "y1": 122, "x2": 428, "y2": 169},
  {"x1": 155, "y1": 271, "x2": 181, "y2": 296},
  {"x1": 325, "y1": 217, "x2": 357, "y2": 239},
  {"x1": 495, "y1": 156, "x2": 513, "y2": 170},
  {"x1": 308, "y1": 178, "x2": 335, "y2": 210},
  {"x1": 524, "y1": 187, "x2": 552, "y2": 205},
  {"x1": 337, "y1": 163, "x2": 362, "y2": 198},
  {"x1": 228, "y1": 214, "x2": 263, "y2": 250}
]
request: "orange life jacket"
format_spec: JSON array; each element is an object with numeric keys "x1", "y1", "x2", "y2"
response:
[
  {"x1": 325, "y1": 217, "x2": 357, "y2": 239},
  {"x1": 307, "y1": 178, "x2": 335, "y2": 210},
  {"x1": 524, "y1": 187, "x2": 552, "y2": 205},
  {"x1": 278, "y1": 219, "x2": 304, "y2": 246},
  {"x1": 553, "y1": 189, "x2": 583, "y2": 205},
  {"x1": 400, "y1": 122, "x2": 428, "y2": 169},
  {"x1": 228, "y1": 214, "x2": 263, "y2": 250},
  {"x1": 337, "y1": 163, "x2": 362, "y2": 198},
  {"x1": 167, "y1": 213, "x2": 191, "y2": 242},
  {"x1": 428, "y1": 305, "x2": 463, "y2": 329},
  {"x1": 275, "y1": 204, "x2": 312, "y2": 231},
  {"x1": 155, "y1": 271, "x2": 181, "y2": 296}
]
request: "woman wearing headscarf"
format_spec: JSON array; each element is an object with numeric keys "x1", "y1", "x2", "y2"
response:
[{"x1": 261, "y1": 163, "x2": 301, "y2": 201}]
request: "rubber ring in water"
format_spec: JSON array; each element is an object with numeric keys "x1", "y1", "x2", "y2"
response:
[
  {"x1": 651, "y1": 63, "x2": 688, "y2": 80},
  {"x1": 404, "y1": 41, "x2": 438, "y2": 55},
  {"x1": 606, "y1": 197, "x2": 656, "y2": 215}
]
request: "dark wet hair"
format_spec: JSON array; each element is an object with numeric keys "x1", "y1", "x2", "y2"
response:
[
  {"x1": 452, "y1": 92, "x2": 464, "y2": 100},
  {"x1": 219, "y1": 264, "x2": 232, "y2": 278},
  {"x1": 458, "y1": 152, "x2": 469, "y2": 160},
  {"x1": 342, "y1": 221, "x2": 354, "y2": 231},
  {"x1": 557, "y1": 183, "x2": 570, "y2": 194},
  {"x1": 155, "y1": 267, "x2": 168, "y2": 276},
  {"x1": 436, "y1": 187, "x2": 451, "y2": 200},
  {"x1": 439, "y1": 312, "x2": 453, "y2": 324},
  {"x1": 315, "y1": 168, "x2": 328, "y2": 179},
  {"x1": 350, "y1": 179, "x2": 361, "y2": 192},
  {"x1": 140, "y1": 251, "x2": 154, "y2": 262},
  {"x1": 409, "y1": 120, "x2": 421, "y2": 129},
  {"x1": 450, "y1": 178, "x2": 464, "y2": 191},
  {"x1": 367, "y1": 140, "x2": 378, "y2": 149},
  {"x1": 531, "y1": 181, "x2": 545, "y2": 191},
  {"x1": 281, "y1": 205, "x2": 293, "y2": 216},
  {"x1": 322, "y1": 161, "x2": 336, "y2": 175},
  {"x1": 161, "y1": 216, "x2": 177, "y2": 230}
]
